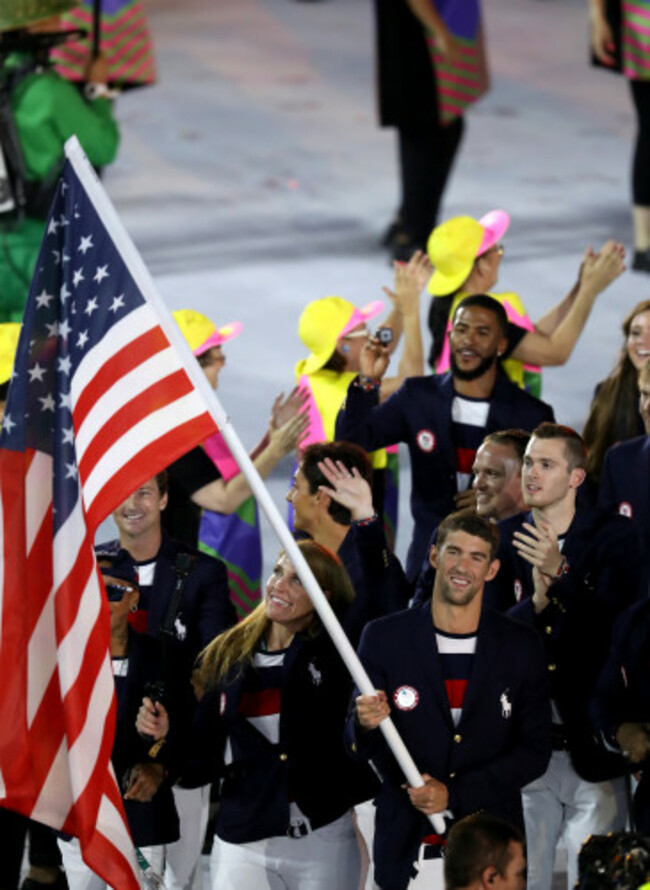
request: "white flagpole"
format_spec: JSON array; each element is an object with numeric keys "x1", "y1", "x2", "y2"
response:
[{"x1": 64, "y1": 137, "x2": 446, "y2": 834}]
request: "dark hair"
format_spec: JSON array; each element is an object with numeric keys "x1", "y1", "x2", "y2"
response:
[
  {"x1": 482, "y1": 429, "x2": 530, "y2": 464},
  {"x1": 452, "y1": 294, "x2": 509, "y2": 339},
  {"x1": 531, "y1": 422, "x2": 587, "y2": 471},
  {"x1": 436, "y1": 508, "x2": 500, "y2": 561},
  {"x1": 428, "y1": 294, "x2": 455, "y2": 368},
  {"x1": 155, "y1": 470, "x2": 169, "y2": 497},
  {"x1": 300, "y1": 441, "x2": 373, "y2": 526},
  {"x1": 445, "y1": 814, "x2": 523, "y2": 890},
  {"x1": 583, "y1": 300, "x2": 650, "y2": 481},
  {"x1": 322, "y1": 350, "x2": 347, "y2": 373}
]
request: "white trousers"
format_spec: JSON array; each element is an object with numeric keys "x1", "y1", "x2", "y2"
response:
[
  {"x1": 164, "y1": 785, "x2": 211, "y2": 890},
  {"x1": 354, "y1": 799, "x2": 379, "y2": 890},
  {"x1": 209, "y1": 810, "x2": 361, "y2": 890},
  {"x1": 523, "y1": 750, "x2": 628, "y2": 890},
  {"x1": 407, "y1": 853, "x2": 444, "y2": 890},
  {"x1": 58, "y1": 837, "x2": 165, "y2": 890}
]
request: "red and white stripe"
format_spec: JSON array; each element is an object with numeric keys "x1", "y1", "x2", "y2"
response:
[{"x1": 0, "y1": 303, "x2": 217, "y2": 887}]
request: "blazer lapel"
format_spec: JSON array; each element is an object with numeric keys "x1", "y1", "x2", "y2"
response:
[{"x1": 457, "y1": 613, "x2": 499, "y2": 725}]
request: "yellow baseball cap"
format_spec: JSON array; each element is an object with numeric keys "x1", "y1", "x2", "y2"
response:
[
  {"x1": 0, "y1": 323, "x2": 20, "y2": 385},
  {"x1": 427, "y1": 210, "x2": 510, "y2": 296},
  {"x1": 173, "y1": 310, "x2": 243, "y2": 356},
  {"x1": 295, "y1": 297, "x2": 384, "y2": 377}
]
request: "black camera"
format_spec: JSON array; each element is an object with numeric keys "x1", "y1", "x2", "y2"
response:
[{"x1": 374, "y1": 326, "x2": 394, "y2": 345}]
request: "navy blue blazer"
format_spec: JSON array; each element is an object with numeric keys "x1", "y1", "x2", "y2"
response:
[
  {"x1": 591, "y1": 599, "x2": 650, "y2": 831},
  {"x1": 97, "y1": 534, "x2": 236, "y2": 676},
  {"x1": 335, "y1": 372, "x2": 554, "y2": 580},
  {"x1": 599, "y1": 435, "x2": 650, "y2": 544},
  {"x1": 338, "y1": 515, "x2": 411, "y2": 619},
  {"x1": 347, "y1": 604, "x2": 551, "y2": 890},
  {"x1": 180, "y1": 623, "x2": 380, "y2": 843},
  {"x1": 500, "y1": 506, "x2": 645, "y2": 780},
  {"x1": 115, "y1": 632, "x2": 185, "y2": 848}
]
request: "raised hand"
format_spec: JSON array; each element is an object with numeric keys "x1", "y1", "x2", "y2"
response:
[
  {"x1": 270, "y1": 386, "x2": 310, "y2": 430},
  {"x1": 513, "y1": 521, "x2": 563, "y2": 579},
  {"x1": 317, "y1": 458, "x2": 374, "y2": 521}
]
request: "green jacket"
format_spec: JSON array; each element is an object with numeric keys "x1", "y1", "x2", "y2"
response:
[{"x1": 0, "y1": 53, "x2": 120, "y2": 321}]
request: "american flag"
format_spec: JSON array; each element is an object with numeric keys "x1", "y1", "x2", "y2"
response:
[{"x1": 0, "y1": 144, "x2": 217, "y2": 887}]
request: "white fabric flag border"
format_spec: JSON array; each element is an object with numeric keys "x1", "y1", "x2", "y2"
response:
[{"x1": 64, "y1": 136, "x2": 446, "y2": 835}]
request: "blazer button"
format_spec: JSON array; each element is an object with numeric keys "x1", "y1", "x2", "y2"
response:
[
  {"x1": 545, "y1": 626, "x2": 552, "y2": 635},
  {"x1": 548, "y1": 664, "x2": 556, "y2": 672},
  {"x1": 279, "y1": 753, "x2": 288, "y2": 761},
  {"x1": 449, "y1": 772, "x2": 456, "y2": 779},
  {"x1": 453, "y1": 734, "x2": 462, "y2": 743}
]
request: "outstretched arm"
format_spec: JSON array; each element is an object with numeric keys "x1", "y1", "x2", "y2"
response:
[
  {"x1": 510, "y1": 241, "x2": 625, "y2": 366},
  {"x1": 192, "y1": 402, "x2": 308, "y2": 514},
  {"x1": 380, "y1": 251, "x2": 430, "y2": 399}
]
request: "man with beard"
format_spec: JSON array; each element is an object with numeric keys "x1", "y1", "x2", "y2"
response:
[{"x1": 336, "y1": 295, "x2": 554, "y2": 580}]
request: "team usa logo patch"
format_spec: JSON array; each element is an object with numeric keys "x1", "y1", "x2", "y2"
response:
[
  {"x1": 618, "y1": 501, "x2": 633, "y2": 518},
  {"x1": 514, "y1": 579, "x2": 523, "y2": 603},
  {"x1": 220, "y1": 692, "x2": 227, "y2": 715},
  {"x1": 393, "y1": 685, "x2": 419, "y2": 710},
  {"x1": 416, "y1": 429, "x2": 436, "y2": 453}
]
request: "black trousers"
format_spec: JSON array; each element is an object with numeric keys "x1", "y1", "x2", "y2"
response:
[
  {"x1": 630, "y1": 79, "x2": 650, "y2": 206},
  {"x1": 397, "y1": 115, "x2": 465, "y2": 246},
  {"x1": 0, "y1": 810, "x2": 62, "y2": 890}
]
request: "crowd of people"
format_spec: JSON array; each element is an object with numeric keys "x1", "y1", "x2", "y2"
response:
[
  {"x1": 3, "y1": 267, "x2": 650, "y2": 890},
  {"x1": 1, "y1": 1, "x2": 650, "y2": 890}
]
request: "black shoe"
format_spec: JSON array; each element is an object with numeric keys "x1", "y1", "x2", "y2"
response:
[
  {"x1": 632, "y1": 249, "x2": 650, "y2": 273},
  {"x1": 380, "y1": 216, "x2": 403, "y2": 248},
  {"x1": 391, "y1": 236, "x2": 424, "y2": 263}
]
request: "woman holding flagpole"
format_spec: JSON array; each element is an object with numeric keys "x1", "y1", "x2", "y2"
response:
[{"x1": 137, "y1": 539, "x2": 380, "y2": 890}]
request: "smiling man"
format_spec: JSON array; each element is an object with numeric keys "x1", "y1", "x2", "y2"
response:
[
  {"x1": 101, "y1": 471, "x2": 235, "y2": 682},
  {"x1": 472, "y1": 430, "x2": 529, "y2": 519},
  {"x1": 97, "y1": 471, "x2": 236, "y2": 890},
  {"x1": 336, "y1": 295, "x2": 554, "y2": 580},
  {"x1": 411, "y1": 429, "x2": 529, "y2": 608},
  {"x1": 487, "y1": 423, "x2": 647, "y2": 890},
  {"x1": 348, "y1": 510, "x2": 551, "y2": 890}
]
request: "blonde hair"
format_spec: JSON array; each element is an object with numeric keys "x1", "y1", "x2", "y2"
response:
[{"x1": 199, "y1": 540, "x2": 354, "y2": 689}]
